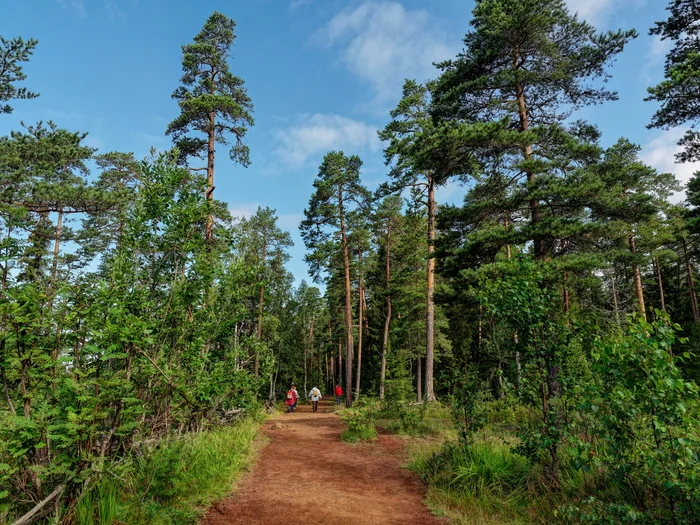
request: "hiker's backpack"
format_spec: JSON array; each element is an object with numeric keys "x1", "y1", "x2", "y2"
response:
[
  {"x1": 286, "y1": 390, "x2": 294, "y2": 400},
  {"x1": 312, "y1": 388, "x2": 319, "y2": 397}
]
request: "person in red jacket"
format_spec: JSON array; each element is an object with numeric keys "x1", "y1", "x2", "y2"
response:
[
  {"x1": 334, "y1": 384, "x2": 343, "y2": 405},
  {"x1": 285, "y1": 384, "x2": 299, "y2": 413}
]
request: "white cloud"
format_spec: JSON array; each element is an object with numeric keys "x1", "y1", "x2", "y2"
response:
[
  {"x1": 289, "y1": 0, "x2": 313, "y2": 11},
  {"x1": 640, "y1": 34, "x2": 672, "y2": 83},
  {"x1": 565, "y1": 0, "x2": 644, "y2": 25},
  {"x1": 105, "y1": 2, "x2": 127, "y2": 21},
  {"x1": 57, "y1": 0, "x2": 87, "y2": 17},
  {"x1": 317, "y1": 2, "x2": 454, "y2": 109},
  {"x1": 648, "y1": 34, "x2": 672, "y2": 64},
  {"x1": 641, "y1": 128, "x2": 700, "y2": 203},
  {"x1": 274, "y1": 113, "x2": 380, "y2": 168},
  {"x1": 229, "y1": 203, "x2": 261, "y2": 221}
]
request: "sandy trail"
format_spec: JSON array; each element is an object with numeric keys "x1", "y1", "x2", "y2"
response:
[{"x1": 201, "y1": 398, "x2": 445, "y2": 525}]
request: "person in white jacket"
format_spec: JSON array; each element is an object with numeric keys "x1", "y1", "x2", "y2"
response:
[{"x1": 308, "y1": 387, "x2": 322, "y2": 413}]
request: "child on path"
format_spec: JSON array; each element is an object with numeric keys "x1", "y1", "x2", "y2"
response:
[
  {"x1": 285, "y1": 384, "x2": 299, "y2": 413},
  {"x1": 335, "y1": 384, "x2": 343, "y2": 405},
  {"x1": 308, "y1": 386, "x2": 322, "y2": 412}
]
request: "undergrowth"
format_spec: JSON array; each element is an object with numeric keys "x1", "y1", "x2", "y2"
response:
[
  {"x1": 75, "y1": 414, "x2": 264, "y2": 525},
  {"x1": 339, "y1": 404, "x2": 378, "y2": 443}
]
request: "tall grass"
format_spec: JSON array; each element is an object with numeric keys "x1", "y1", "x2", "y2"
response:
[
  {"x1": 409, "y1": 441, "x2": 533, "y2": 523},
  {"x1": 66, "y1": 415, "x2": 263, "y2": 525}
]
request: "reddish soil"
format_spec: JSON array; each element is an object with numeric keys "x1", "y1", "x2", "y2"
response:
[{"x1": 201, "y1": 399, "x2": 446, "y2": 525}]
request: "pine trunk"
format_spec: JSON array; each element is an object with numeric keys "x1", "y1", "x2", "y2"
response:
[
  {"x1": 515, "y1": 81, "x2": 542, "y2": 259},
  {"x1": 425, "y1": 174, "x2": 436, "y2": 402},
  {"x1": 339, "y1": 187, "x2": 354, "y2": 408},
  {"x1": 379, "y1": 227, "x2": 392, "y2": 401},
  {"x1": 205, "y1": 111, "x2": 216, "y2": 241},
  {"x1": 416, "y1": 356, "x2": 422, "y2": 403},
  {"x1": 354, "y1": 285, "x2": 363, "y2": 402},
  {"x1": 628, "y1": 234, "x2": 647, "y2": 321}
]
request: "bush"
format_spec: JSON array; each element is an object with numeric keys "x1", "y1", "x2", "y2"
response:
[{"x1": 340, "y1": 408, "x2": 377, "y2": 443}]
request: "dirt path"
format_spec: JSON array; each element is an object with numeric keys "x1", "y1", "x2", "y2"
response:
[{"x1": 201, "y1": 398, "x2": 445, "y2": 525}]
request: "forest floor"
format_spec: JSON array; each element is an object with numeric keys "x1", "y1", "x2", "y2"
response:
[{"x1": 200, "y1": 398, "x2": 446, "y2": 525}]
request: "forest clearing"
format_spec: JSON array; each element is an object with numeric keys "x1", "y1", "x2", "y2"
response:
[{"x1": 2, "y1": 0, "x2": 700, "y2": 523}]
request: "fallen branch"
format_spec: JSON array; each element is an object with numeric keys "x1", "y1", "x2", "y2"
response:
[{"x1": 11, "y1": 484, "x2": 64, "y2": 525}]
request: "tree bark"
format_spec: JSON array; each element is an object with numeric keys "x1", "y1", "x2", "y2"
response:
[
  {"x1": 354, "y1": 284, "x2": 364, "y2": 402},
  {"x1": 515, "y1": 79, "x2": 542, "y2": 259},
  {"x1": 416, "y1": 355, "x2": 423, "y2": 403},
  {"x1": 339, "y1": 187, "x2": 354, "y2": 407},
  {"x1": 380, "y1": 227, "x2": 392, "y2": 401},
  {"x1": 425, "y1": 173, "x2": 436, "y2": 402},
  {"x1": 49, "y1": 209, "x2": 63, "y2": 297},
  {"x1": 205, "y1": 110, "x2": 216, "y2": 241},
  {"x1": 628, "y1": 234, "x2": 647, "y2": 321}
]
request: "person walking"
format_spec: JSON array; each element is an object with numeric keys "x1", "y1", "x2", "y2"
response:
[
  {"x1": 308, "y1": 386, "x2": 322, "y2": 412},
  {"x1": 334, "y1": 384, "x2": 343, "y2": 405},
  {"x1": 285, "y1": 385, "x2": 299, "y2": 413},
  {"x1": 291, "y1": 384, "x2": 300, "y2": 411}
]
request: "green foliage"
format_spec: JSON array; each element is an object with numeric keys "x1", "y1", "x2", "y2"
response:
[
  {"x1": 569, "y1": 313, "x2": 700, "y2": 523},
  {"x1": 411, "y1": 441, "x2": 531, "y2": 520},
  {"x1": 647, "y1": 0, "x2": 700, "y2": 163},
  {"x1": 340, "y1": 406, "x2": 377, "y2": 443},
  {"x1": 166, "y1": 12, "x2": 254, "y2": 166},
  {"x1": 0, "y1": 35, "x2": 39, "y2": 114},
  {"x1": 114, "y1": 417, "x2": 260, "y2": 525}
]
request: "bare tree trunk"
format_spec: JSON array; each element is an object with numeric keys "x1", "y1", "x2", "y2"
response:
[
  {"x1": 49, "y1": 209, "x2": 63, "y2": 297},
  {"x1": 354, "y1": 285, "x2": 364, "y2": 402},
  {"x1": 681, "y1": 238, "x2": 700, "y2": 323},
  {"x1": 654, "y1": 256, "x2": 666, "y2": 311},
  {"x1": 425, "y1": 174, "x2": 436, "y2": 402},
  {"x1": 505, "y1": 216, "x2": 512, "y2": 260},
  {"x1": 628, "y1": 234, "x2": 647, "y2": 321},
  {"x1": 380, "y1": 228, "x2": 392, "y2": 401},
  {"x1": 205, "y1": 111, "x2": 216, "y2": 241},
  {"x1": 339, "y1": 188, "x2": 354, "y2": 407},
  {"x1": 416, "y1": 356, "x2": 423, "y2": 403},
  {"x1": 515, "y1": 80, "x2": 542, "y2": 259}
]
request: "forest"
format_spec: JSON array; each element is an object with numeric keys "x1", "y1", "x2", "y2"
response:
[{"x1": 1, "y1": 0, "x2": 700, "y2": 523}]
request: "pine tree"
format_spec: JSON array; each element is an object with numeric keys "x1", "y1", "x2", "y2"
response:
[
  {"x1": 300, "y1": 151, "x2": 369, "y2": 407},
  {"x1": 379, "y1": 79, "x2": 442, "y2": 401},
  {"x1": 0, "y1": 35, "x2": 39, "y2": 115},
  {"x1": 432, "y1": 0, "x2": 636, "y2": 259},
  {"x1": 647, "y1": 0, "x2": 700, "y2": 163},
  {"x1": 166, "y1": 12, "x2": 254, "y2": 240},
  {"x1": 373, "y1": 195, "x2": 403, "y2": 400}
]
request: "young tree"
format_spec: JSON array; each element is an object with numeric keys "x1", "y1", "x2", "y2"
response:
[
  {"x1": 166, "y1": 12, "x2": 254, "y2": 240},
  {"x1": 647, "y1": 0, "x2": 700, "y2": 163},
  {"x1": 0, "y1": 35, "x2": 39, "y2": 115},
  {"x1": 301, "y1": 151, "x2": 369, "y2": 407}
]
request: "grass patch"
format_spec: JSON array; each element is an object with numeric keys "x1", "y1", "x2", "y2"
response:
[{"x1": 103, "y1": 415, "x2": 263, "y2": 525}]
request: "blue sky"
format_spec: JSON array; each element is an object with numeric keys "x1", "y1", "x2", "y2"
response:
[{"x1": 2, "y1": 0, "x2": 698, "y2": 285}]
